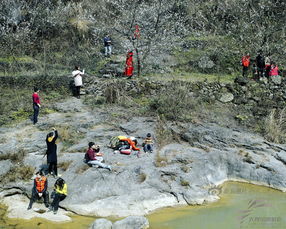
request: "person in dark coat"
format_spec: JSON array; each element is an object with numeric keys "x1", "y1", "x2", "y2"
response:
[
  {"x1": 46, "y1": 128, "x2": 58, "y2": 177},
  {"x1": 255, "y1": 51, "x2": 265, "y2": 78}
]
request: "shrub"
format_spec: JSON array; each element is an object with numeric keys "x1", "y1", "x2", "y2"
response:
[
  {"x1": 0, "y1": 149, "x2": 26, "y2": 163},
  {"x1": 180, "y1": 179, "x2": 190, "y2": 187}
]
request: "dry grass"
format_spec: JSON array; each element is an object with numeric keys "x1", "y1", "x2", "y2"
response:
[
  {"x1": 58, "y1": 161, "x2": 73, "y2": 171},
  {"x1": 0, "y1": 149, "x2": 26, "y2": 163},
  {"x1": 138, "y1": 173, "x2": 147, "y2": 183},
  {"x1": 76, "y1": 164, "x2": 90, "y2": 174},
  {"x1": 154, "y1": 154, "x2": 168, "y2": 167},
  {"x1": 264, "y1": 108, "x2": 286, "y2": 143},
  {"x1": 180, "y1": 178, "x2": 190, "y2": 187},
  {"x1": 0, "y1": 166, "x2": 34, "y2": 184},
  {"x1": 180, "y1": 165, "x2": 190, "y2": 173}
]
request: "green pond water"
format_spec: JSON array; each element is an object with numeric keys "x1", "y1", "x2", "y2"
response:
[{"x1": 0, "y1": 182, "x2": 285, "y2": 229}]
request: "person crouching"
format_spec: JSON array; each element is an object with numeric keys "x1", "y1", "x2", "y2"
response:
[{"x1": 27, "y1": 170, "x2": 49, "y2": 210}]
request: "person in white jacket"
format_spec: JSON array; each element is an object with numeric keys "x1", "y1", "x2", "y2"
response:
[{"x1": 72, "y1": 66, "x2": 85, "y2": 98}]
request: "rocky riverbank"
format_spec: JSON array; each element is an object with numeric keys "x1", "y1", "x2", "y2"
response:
[{"x1": 0, "y1": 95, "x2": 286, "y2": 226}]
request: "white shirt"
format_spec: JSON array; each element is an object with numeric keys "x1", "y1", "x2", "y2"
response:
[{"x1": 72, "y1": 70, "x2": 84, "y2": 86}]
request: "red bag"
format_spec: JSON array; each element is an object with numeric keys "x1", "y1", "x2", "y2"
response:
[{"x1": 120, "y1": 149, "x2": 132, "y2": 155}]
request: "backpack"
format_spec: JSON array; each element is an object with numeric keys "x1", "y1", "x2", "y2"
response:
[{"x1": 84, "y1": 152, "x2": 90, "y2": 163}]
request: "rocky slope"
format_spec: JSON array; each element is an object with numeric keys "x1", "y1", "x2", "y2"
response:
[{"x1": 0, "y1": 96, "x2": 286, "y2": 223}]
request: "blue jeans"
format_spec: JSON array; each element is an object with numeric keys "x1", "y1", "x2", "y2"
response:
[
  {"x1": 105, "y1": 46, "x2": 112, "y2": 55},
  {"x1": 33, "y1": 104, "x2": 39, "y2": 124},
  {"x1": 144, "y1": 144, "x2": 153, "y2": 153}
]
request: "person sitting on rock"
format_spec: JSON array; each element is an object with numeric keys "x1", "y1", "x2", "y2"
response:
[
  {"x1": 27, "y1": 170, "x2": 49, "y2": 210},
  {"x1": 142, "y1": 133, "x2": 154, "y2": 153},
  {"x1": 49, "y1": 177, "x2": 67, "y2": 214},
  {"x1": 85, "y1": 142, "x2": 112, "y2": 171},
  {"x1": 115, "y1": 136, "x2": 140, "y2": 156}
]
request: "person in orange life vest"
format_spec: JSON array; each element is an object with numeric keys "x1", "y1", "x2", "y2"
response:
[
  {"x1": 269, "y1": 62, "x2": 279, "y2": 76},
  {"x1": 27, "y1": 170, "x2": 49, "y2": 210},
  {"x1": 118, "y1": 136, "x2": 140, "y2": 151},
  {"x1": 32, "y1": 87, "x2": 41, "y2": 124},
  {"x1": 241, "y1": 53, "x2": 250, "y2": 77},
  {"x1": 124, "y1": 50, "x2": 134, "y2": 77}
]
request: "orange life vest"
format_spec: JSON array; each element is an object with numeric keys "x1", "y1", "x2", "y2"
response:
[
  {"x1": 35, "y1": 177, "x2": 47, "y2": 193},
  {"x1": 242, "y1": 56, "x2": 250, "y2": 67}
]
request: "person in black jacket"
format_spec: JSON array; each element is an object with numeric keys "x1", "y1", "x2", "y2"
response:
[
  {"x1": 255, "y1": 51, "x2": 265, "y2": 78},
  {"x1": 46, "y1": 128, "x2": 58, "y2": 177}
]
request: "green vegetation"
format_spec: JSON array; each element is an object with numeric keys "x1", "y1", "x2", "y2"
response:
[
  {"x1": 0, "y1": 87, "x2": 69, "y2": 126},
  {"x1": 0, "y1": 149, "x2": 26, "y2": 163}
]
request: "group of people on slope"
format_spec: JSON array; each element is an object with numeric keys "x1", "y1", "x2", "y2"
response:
[
  {"x1": 27, "y1": 171, "x2": 67, "y2": 215},
  {"x1": 241, "y1": 51, "x2": 280, "y2": 80}
]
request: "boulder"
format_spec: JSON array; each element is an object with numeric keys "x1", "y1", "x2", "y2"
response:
[
  {"x1": 0, "y1": 160, "x2": 12, "y2": 176},
  {"x1": 112, "y1": 216, "x2": 149, "y2": 229},
  {"x1": 90, "y1": 218, "x2": 112, "y2": 229},
  {"x1": 218, "y1": 92, "x2": 234, "y2": 103}
]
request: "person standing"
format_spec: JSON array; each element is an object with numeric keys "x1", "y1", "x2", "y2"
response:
[
  {"x1": 265, "y1": 54, "x2": 271, "y2": 78},
  {"x1": 241, "y1": 53, "x2": 251, "y2": 77},
  {"x1": 49, "y1": 178, "x2": 67, "y2": 214},
  {"x1": 72, "y1": 66, "x2": 84, "y2": 99},
  {"x1": 124, "y1": 51, "x2": 134, "y2": 78},
  {"x1": 269, "y1": 62, "x2": 279, "y2": 77},
  {"x1": 142, "y1": 133, "x2": 154, "y2": 153},
  {"x1": 27, "y1": 170, "x2": 49, "y2": 210},
  {"x1": 32, "y1": 87, "x2": 41, "y2": 124},
  {"x1": 46, "y1": 128, "x2": 58, "y2": 177},
  {"x1": 103, "y1": 35, "x2": 112, "y2": 56},
  {"x1": 255, "y1": 51, "x2": 265, "y2": 78}
]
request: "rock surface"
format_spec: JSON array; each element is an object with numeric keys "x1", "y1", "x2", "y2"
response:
[
  {"x1": 90, "y1": 218, "x2": 113, "y2": 229},
  {"x1": 1, "y1": 97, "x2": 286, "y2": 222}
]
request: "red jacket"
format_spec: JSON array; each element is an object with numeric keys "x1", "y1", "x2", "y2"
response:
[
  {"x1": 87, "y1": 148, "x2": 98, "y2": 161},
  {"x1": 32, "y1": 93, "x2": 41, "y2": 105},
  {"x1": 241, "y1": 55, "x2": 250, "y2": 67}
]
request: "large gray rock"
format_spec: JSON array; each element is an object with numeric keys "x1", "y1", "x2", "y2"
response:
[
  {"x1": 0, "y1": 160, "x2": 12, "y2": 176},
  {"x1": 112, "y1": 216, "x2": 149, "y2": 229},
  {"x1": 90, "y1": 218, "x2": 112, "y2": 229}
]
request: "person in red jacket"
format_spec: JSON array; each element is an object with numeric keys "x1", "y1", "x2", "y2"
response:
[
  {"x1": 241, "y1": 53, "x2": 250, "y2": 77},
  {"x1": 124, "y1": 51, "x2": 134, "y2": 77},
  {"x1": 27, "y1": 170, "x2": 49, "y2": 210},
  {"x1": 32, "y1": 87, "x2": 41, "y2": 124},
  {"x1": 269, "y1": 62, "x2": 279, "y2": 76}
]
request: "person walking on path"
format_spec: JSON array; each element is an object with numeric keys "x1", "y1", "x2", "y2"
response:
[
  {"x1": 241, "y1": 53, "x2": 250, "y2": 77},
  {"x1": 27, "y1": 170, "x2": 49, "y2": 210},
  {"x1": 72, "y1": 66, "x2": 85, "y2": 99},
  {"x1": 103, "y1": 35, "x2": 112, "y2": 56},
  {"x1": 32, "y1": 87, "x2": 41, "y2": 124},
  {"x1": 85, "y1": 142, "x2": 112, "y2": 170},
  {"x1": 124, "y1": 50, "x2": 134, "y2": 78},
  {"x1": 49, "y1": 178, "x2": 67, "y2": 214},
  {"x1": 46, "y1": 128, "x2": 58, "y2": 177}
]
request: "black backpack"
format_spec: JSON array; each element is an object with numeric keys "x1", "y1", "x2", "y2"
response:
[{"x1": 84, "y1": 152, "x2": 90, "y2": 163}]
